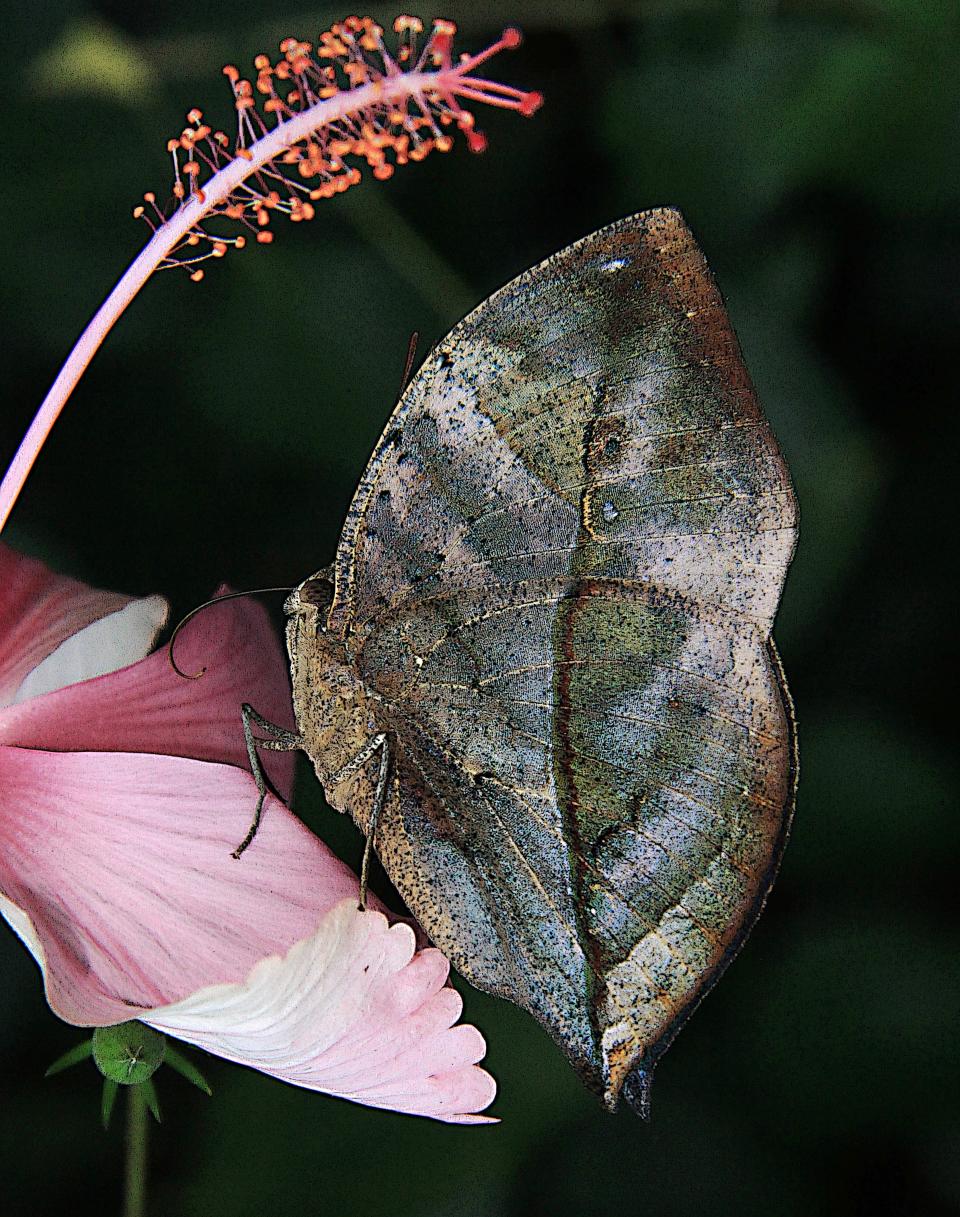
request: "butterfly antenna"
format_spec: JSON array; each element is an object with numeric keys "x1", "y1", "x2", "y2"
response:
[
  {"x1": 399, "y1": 331, "x2": 419, "y2": 397},
  {"x1": 168, "y1": 587, "x2": 292, "y2": 679}
]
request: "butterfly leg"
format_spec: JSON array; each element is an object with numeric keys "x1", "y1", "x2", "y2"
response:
[
  {"x1": 233, "y1": 702, "x2": 304, "y2": 859},
  {"x1": 328, "y1": 733, "x2": 390, "y2": 911}
]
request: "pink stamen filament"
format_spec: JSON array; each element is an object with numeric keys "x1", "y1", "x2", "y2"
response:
[{"x1": 0, "y1": 22, "x2": 540, "y2": 534}]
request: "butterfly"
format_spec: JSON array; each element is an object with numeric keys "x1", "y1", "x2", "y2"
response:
[{"x1": 245, "y1": 208, "x2": 797, "y2": 1115}]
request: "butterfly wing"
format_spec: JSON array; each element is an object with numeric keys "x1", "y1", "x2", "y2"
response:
[{"x1": 322, "y1": 209, "x2": 797, "y2": 1106}]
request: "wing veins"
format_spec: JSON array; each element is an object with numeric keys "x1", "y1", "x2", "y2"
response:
[
  {"x1": 389, "y1": 708, "x2": 727, "y2": 954},
  {"x1": 398, "y1": 746, "x2": 590, "y2": 1025},
  {"x1": 353, "y1": 517, "x2": 794, "y2": 637},
  {"x1": 390, "y1": 692, "x2": 747, "y2": 905}
]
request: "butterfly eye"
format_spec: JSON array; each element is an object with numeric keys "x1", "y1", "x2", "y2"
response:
[
  {"x1": 299, "y1": 577, "x2": 334, "y2": 613},
  {"x1": 284, "y1": 573, "x2": 334, "y2": 620}
]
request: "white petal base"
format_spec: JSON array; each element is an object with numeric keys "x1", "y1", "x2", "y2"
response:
[
  {"x1": 13, "y1": 595, "x2": 168, "y2": 703},
  {"x1": 0, "y1": 891, "x2": 46, "y2": 971}
]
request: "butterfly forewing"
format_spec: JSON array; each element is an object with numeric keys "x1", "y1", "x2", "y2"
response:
[{"x1": 313, "y1": 209, "x2": 797, "y2": 1106}]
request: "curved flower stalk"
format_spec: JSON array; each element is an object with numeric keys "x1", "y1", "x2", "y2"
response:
[
  {"x1": 0, "y1": 15, "x2": 541, "y2": 534},
  {"x1": 0, "y1": 543, "x2": 496, "y2": 1122}
]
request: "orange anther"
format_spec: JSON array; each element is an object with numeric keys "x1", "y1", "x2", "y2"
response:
[
  {"x1": 190, "y1": 268, "x2": 205, "y2": 281},
  {"x1": 144, "y1": 16, "x2": 539, "y2": 276}
]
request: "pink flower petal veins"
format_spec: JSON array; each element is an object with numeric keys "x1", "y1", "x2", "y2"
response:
[
  {"x1": 148, "y1": 899, "x2": 497, "y2": 1124},
  {"x1": 0, "y1": 543, "x2": 140, "y2": 705},
  {"x1": 0, "y1": 746, "x2": 365, "y2": 1025},
  {"x1": 0, "y1": 584, "x2": 295, "y2": 799}
]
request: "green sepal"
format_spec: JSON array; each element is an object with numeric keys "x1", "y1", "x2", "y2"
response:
[
  {"x1": 45, "y1": 1038, "x2": 94, "y2": 1078},
  {"x1": 92, "y1": 1022, "x2": 166, "y2": 1085},
  {"x1": 141, "y1": 1078, "x2": 162, "y2": 1124},
  {"x1": 164, "y1": 1045, "x2": 213, "y2": 1096},
  {"x1": 101, "y1": 1079, "x2": 119, "y2": 1129}
]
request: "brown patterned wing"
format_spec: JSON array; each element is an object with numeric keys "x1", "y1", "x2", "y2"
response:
[{"x1": 321, "y1": 209, "x2": 797, "y2": 1107}]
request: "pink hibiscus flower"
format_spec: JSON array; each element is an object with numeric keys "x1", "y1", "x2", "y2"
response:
[{"x1": 0, "y1": 542, "x2": 495, "y2": 1122}]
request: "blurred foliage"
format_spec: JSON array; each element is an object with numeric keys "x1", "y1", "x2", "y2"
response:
[{"x1": 1, "y1": 0, "x2": 958, "y2": 1214}]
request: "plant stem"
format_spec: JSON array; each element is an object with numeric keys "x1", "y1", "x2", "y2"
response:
[{"x1": 123, "y1": 1085, "x2": 149, "y2": 1217}]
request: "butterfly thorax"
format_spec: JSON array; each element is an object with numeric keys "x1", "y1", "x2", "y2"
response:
[{"x1": 285, "y1": 574, "x2": 379, "y2": 809}]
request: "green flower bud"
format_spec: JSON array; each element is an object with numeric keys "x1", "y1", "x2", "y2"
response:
[{"x1": 92, "y1": 1023, "x2": 166, "y2": 1085}]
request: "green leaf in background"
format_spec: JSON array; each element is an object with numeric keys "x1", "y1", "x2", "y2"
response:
[{"x1": 30, "y1": 15, "x2": 158, "y2": 100}]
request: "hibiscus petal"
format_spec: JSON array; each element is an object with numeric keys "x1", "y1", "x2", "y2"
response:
[
  {"x1": 0, "y1": 746, "x2": 364, "y2": 1025},
  {"x1": 147, "y1": 899, "x2": 497, "y2": 1124},
  {"x1": 0, "y1": 588, "x2": 294, "y2": 798},
  {"x1": 0, "y1": 543, "x2": 141, "y2": 706}
]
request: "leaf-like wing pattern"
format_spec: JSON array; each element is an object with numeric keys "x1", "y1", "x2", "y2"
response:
[{"x1": 307, "y1": 209, "x2": 797, "y2": 1106}]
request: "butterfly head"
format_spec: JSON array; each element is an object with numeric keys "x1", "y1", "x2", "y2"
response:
[{"x1": 285, "y1": 568, "x2": 337, "y2": 713}]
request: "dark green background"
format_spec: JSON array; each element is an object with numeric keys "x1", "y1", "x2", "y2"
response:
[{"x1": 1, "y1": 1, "x2": 958, "y2": 1213}]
